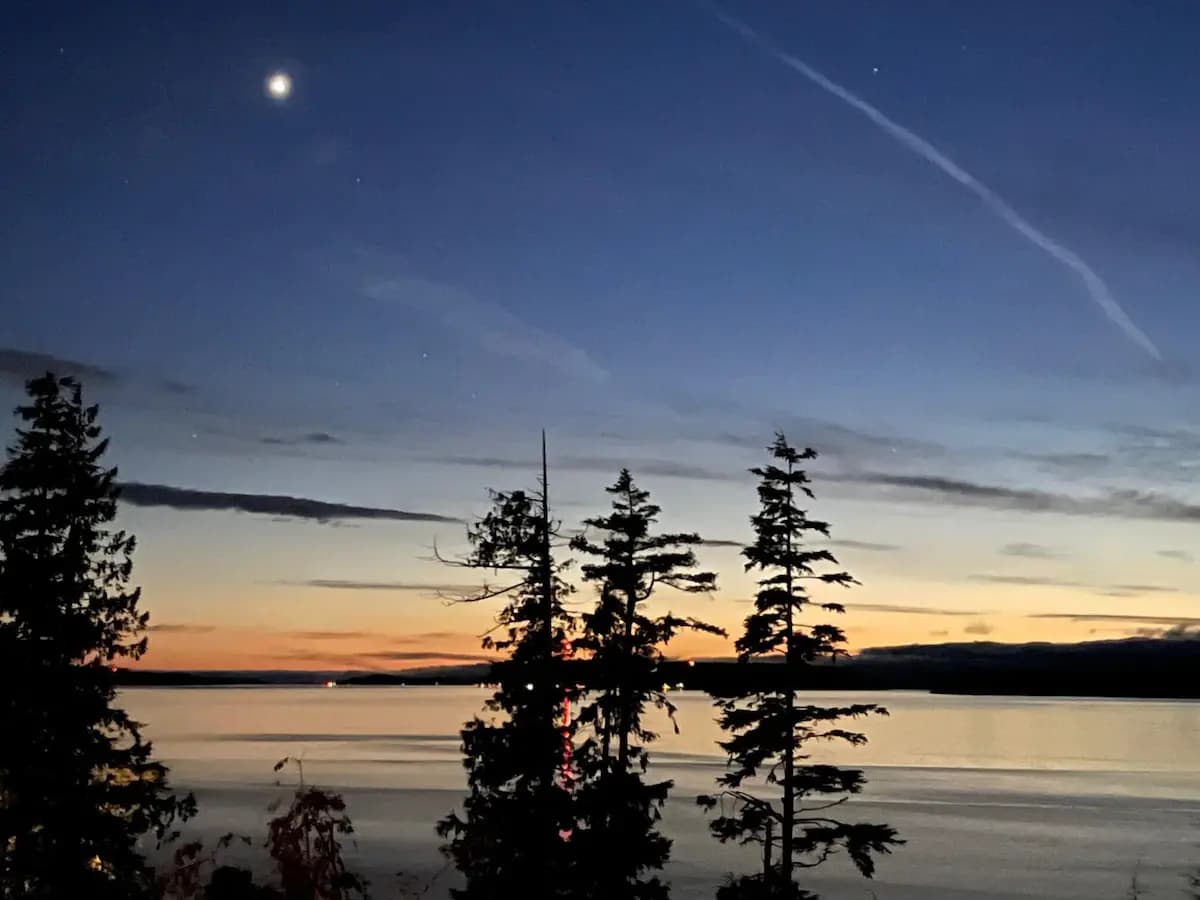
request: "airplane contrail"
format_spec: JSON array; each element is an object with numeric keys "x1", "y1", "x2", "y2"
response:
[{"x1": 706, "y1": 4, "x2": 1162, "y2": 361}]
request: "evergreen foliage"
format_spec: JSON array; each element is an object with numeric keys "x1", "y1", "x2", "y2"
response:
[
  {"x1": 437, "y1": 441, "x2": 578, "y2": 900},
  {"x1": 699, "y1": 435, "x2": 900, "y2": 898},
  {"x1": 0, "y1": 374, "x2": 194, "y2": 900},
  {"x1": 569, "y1": 469, "x2": 722, "y2": 899}
]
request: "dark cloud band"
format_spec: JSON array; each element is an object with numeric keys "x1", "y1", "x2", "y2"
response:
[{"x1": 119, "y1": 482, "x2": 460, "y2": 524}]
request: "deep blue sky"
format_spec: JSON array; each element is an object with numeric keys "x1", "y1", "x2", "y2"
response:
[{"x1": 3, "y1": 1, "x2": 1199, "y2": 667}]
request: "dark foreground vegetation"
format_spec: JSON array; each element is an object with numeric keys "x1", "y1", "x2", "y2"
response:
[{"x1": 1, "y1": 373, "x2": 1195, "y2": 899}]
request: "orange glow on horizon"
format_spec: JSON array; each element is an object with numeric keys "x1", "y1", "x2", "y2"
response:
[
  {"x1": 131, "y1": 607, "x2": 1146, "y2": 672},
  {"x1": 130, "y1": 568, "x2": 1199, "y2": 671}
]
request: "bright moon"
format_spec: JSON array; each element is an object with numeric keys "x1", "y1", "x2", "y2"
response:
[{"x1": 265, "y1": 71, "x2": 292, "y2": 100}]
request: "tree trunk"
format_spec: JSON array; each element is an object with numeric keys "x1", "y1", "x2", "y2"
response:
[
  {"x1": 617, "y1": 483, "x2": 637, "y2": 770},
  {"x1": 781, "y1": 459, "x2": 795, "y2": 883},
  {"x1": 617, "y1": 586, "x2": 636, "y2": 767},
  {"x1": 539, "y1": 431, "x2": 556, "y2": 900}
]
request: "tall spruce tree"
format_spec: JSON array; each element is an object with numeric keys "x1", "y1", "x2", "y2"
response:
[
  {"x1": 569, "y1": 469, "x2": 723, "y2": 900},
  {"x1": 436, "y1": 436, "x2": 578, "y2": 900},
  {"x1": 700, "y1": 434, "x2": 900, "y2": 899},
  {"x1": 0, "y1": 374, "x2": 193, "y2": 900}
]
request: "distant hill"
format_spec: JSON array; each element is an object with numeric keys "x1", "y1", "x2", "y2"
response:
[
  {"x1": 116, "y1": 669, "x2": 268, "y2": 686},
  {"x1": 118, "y1": 636, "x2": 1200, "y2": 698},
  {"x1": 851, "y1": 635, "x2": 1200, "y2": 698},
  {"x1": 344, "y1": 663, "x2": 491, "y2": 685},
  {"x1": 116, "y1": 669, "x2": 345, "y2": 686},
  {"x1": 860, "y1": 635, "x2": 1200, "y2": 662}
]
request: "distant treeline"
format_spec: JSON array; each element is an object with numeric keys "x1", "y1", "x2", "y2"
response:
[
  {"x1": 854, "y1": 636, "x2": 1200, "y2": 699},
  {"x1": 124, "y1": 635, "x2": 1200, "y2": 698},
  {"x1": 366, "y1": 635, "x2": 1199, "y2": 698}
]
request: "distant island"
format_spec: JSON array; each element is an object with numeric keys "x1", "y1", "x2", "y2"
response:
[{"x1": 119, "y1": 634, "x2": 1200, "y2": 699}]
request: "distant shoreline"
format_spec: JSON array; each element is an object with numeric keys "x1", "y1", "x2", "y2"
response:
[
  {"x1": 117, "y1": 681, "x2": 1200, "y2": 702},
  {"x1": 118, "y1": 633, "x2": 1200, "y2": 699}
]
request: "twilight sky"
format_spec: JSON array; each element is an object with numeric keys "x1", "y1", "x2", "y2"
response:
[{"x1": 3, "y1": 1, "x2": 1200, "y2": 670}]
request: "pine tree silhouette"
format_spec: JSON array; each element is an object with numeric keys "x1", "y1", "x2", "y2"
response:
[
  {"x1": 569, "y1": 469, "x2": 723, "y2": 899},
  {"x1": 0, "y1": 374, "x2": 194, "y2": 900},
  {"x1": 699, "y1": 434, "x2": 901, "y2": 899},
  {"x1": 437, "y1": 435, "x2": 577, "y2": 900}
]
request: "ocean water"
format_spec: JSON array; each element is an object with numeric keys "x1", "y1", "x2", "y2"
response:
[{"x1": 122, "y1": 687, "x2": 1200, "y2": 899}]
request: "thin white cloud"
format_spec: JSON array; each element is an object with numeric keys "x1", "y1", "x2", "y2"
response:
[{"x1": 364, "y1": 275, "x2": 607, "y2": 382}]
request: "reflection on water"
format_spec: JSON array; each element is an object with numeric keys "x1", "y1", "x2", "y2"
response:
[{"x1": 122, "y1": 688, "x2": 1200, "y2": 899}]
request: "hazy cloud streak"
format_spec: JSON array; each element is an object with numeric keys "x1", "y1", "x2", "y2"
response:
[
  {"x1": 971, "y1": 573, "x2": 1174, "y2": 595},
  {"x1": 285, "y1": 579, "x2": 482, "y2": 593},
  {"x1": 420, "y1": 454, "x2": 737, "y2": 482},
  {"x1": 119, "y1": 483, "x2": 460, "y2": 524},
  {"x1": 1029, "y1": 613, "x2": 1200, "y2": 626},
  {"x1": 834, "y1": 471, "x2": 1200, "y2": 525},
  {"x1": 363, "y1": 651, "x2": 495, "y2": 663},
  {"x1": 365, "y1": 276, "x2": 606, "y2": 381},
  {"x1": 0, "y1": 347, "x2": 118, "y2": 385},
  {"x1": 970, "y1": 574, "x2": 1083, "y2": 588},
  {"x1": 829, "y1": 539, "x2": 902, "y2": 552},
  {"x1": 1158, "y1": 549, "x2": 1193, "y2": 562},
  {"x1": 283, "y1": 630, "x2": 378, "y2": 640},
  {"x1": 1001, "y1": 542, "x2": 1060, "y2": 559},
  {"x1": 849, "y1": 603, "x2": 989, "y2": 617},
  {"x1": 260, "y1": 432, "x2": 344, "y2": 447},
  {"x1": 148, "y1": 623, "x2": 217, "y2": 634}
]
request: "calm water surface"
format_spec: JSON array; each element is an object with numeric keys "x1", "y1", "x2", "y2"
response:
[{"x1": 123, "y1": 687, "x2": 1200, "y2": 899}]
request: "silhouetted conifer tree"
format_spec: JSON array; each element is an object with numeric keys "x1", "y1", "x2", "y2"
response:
[
  {"x1": 699, "y1": 435, "x2": 900, "y2": 899},
  {"x1": 437, "y1": 435, "x2": 577, "y2": 900},
  {"x1": 0, "y1": 374, "x2": 193, "y2": 900},
  {"x1": 569, "y1": 469, "x2": 723, "y2": 900}
]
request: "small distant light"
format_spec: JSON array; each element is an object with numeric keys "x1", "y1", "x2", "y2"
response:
[
  {"x1": 525, "y1": 682, "x2": 535, "y2": 691},
  {"x1": 324, "y1": 680, "x2": 336, "y2": 688},
  {"x1": 687, "y1": 659, "x2": 696, "y2": 667}
]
